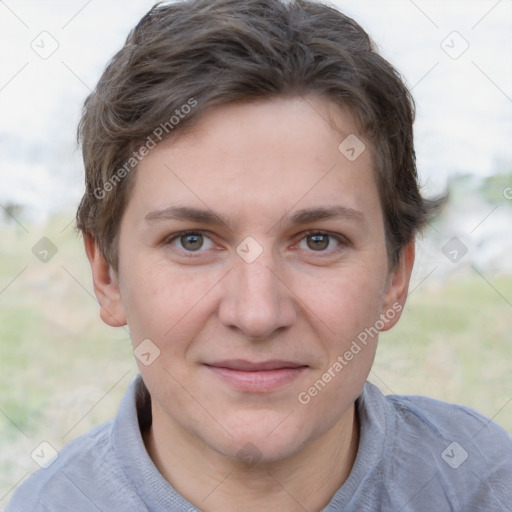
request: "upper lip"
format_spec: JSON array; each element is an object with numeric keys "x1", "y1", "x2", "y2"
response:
[{"x1": 205, "y1": 359, "x2": 308, "y2": 371}]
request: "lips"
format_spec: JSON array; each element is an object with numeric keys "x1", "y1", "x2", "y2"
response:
[
  {"x1": 204, "y1": 359, "x2": 308, "y2": 392},
  {"x1": 206, "y1": 359, "x2": 307, "y2": 371}
]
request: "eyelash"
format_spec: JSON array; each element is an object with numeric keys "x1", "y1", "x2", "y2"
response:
[
  {"x1": 298, "y1": 230, "x2": 349, "y2": 253},
  {"x1": 164, "y1": 229, "x2": 349, "y2": 256},
  {"x1": 165, "y1": 230, "x2": 215, "y2": 256}
]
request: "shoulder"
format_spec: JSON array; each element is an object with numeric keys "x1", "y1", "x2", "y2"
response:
[
  {"x1": 363, "y1": 383, "x2": 512, "y2": 510},
  {"x1": 5, "y1": 420, "x2": 138, "y2": 512},
  {"x1": 6, "y1": 422, "x2": 119, "y2": 512},
  {"x1": 385, "y1": 390, "x2": 512, "y2": 454}
]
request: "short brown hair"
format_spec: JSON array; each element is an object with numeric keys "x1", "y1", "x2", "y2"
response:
[{"x1": 76, "y1": 0, "x2": 443, "y2": 270}]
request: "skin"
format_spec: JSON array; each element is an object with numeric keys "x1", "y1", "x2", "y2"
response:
[{"x1": 85, "y1": 95, "x2": 415, "y2": 512}]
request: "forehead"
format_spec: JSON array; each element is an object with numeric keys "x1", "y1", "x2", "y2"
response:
[{"x1": 126, "y1": 96, "x2": 380, "y2": 231}]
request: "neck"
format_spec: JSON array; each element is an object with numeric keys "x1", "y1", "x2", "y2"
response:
[{"x1": 144, "y1": 404, "x2": 359, "y2": 512}]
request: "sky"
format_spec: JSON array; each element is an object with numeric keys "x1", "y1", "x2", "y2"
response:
[{"x1": 0, "y1": 0, "x2": 511, "y2": 221}]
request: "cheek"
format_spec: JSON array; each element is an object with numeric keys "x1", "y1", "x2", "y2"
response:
[
  {"x1": 295, "y1": 264, "x2": 386, "y2": 342},
  {"x1": 119, "y1": 257, "x2": 222, "y2": 346},
  {"x1": 293, "y1": 267, "x2": 385, "y2": 424}
]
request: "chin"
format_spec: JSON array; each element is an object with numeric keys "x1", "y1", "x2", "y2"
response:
[{"x1": 210, "y1": 412, "x2": 310, "y2": 465}]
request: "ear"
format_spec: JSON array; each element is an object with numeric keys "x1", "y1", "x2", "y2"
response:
[
  {"x1": 84, "y1": 233, "x2": 127, "y2": 328},
  {"x1": 379, "y1": 240, "x2": 415, "y2": 332}
]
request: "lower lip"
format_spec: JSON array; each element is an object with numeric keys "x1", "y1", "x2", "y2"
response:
[{"x1": 205, "y1": 366, "x2": 307, "y2": 392}]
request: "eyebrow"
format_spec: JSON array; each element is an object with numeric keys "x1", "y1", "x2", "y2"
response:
[
  {"x1": 144, "y1": 205, "x2": 365, "y2": 229},
  {"x1": 145, "y1": 206, "x2": 230, "y2": 227},
  {"x1": 288, "y1": 206, "x2": 365, "y2": 226}
]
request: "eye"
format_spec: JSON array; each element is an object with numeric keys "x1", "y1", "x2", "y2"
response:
[
  {"x1": 296, "y1": 231, "x2": 347, "y2": 253},
  {"x1": 166, "y1": 230, "x2": 215, "y2": 252},
  {"x1": 305, "y1": 233, "x2": 330, "y2": 251}
]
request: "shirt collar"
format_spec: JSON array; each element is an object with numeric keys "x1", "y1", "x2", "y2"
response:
[
  {"x1": 112, "y1": 374, "x2": 199, "y2": 511},
  {"x1": 112, "y1": 375, "x2": 390, "y2": 511}
]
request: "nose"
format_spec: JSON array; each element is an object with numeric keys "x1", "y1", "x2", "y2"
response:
[{"x1": 218, "y1": 250, "x2": 297, "y2": 340}]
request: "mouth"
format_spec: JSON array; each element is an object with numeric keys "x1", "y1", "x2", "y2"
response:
[{"x1": 204, "y1": 359, "x2": 309, "y2": 392}]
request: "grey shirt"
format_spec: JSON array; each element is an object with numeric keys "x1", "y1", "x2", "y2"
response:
[{"x1": 7, "y1": 376, "x2": 512, "y2": 511}]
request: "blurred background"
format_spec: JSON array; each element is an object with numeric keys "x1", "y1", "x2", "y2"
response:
[{"x1": 1, "y1": 0, "x2": 511, "y2": 506}]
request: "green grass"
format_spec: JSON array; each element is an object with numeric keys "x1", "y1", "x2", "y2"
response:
[
  {"x1": 1, "y1": 213, "x2": 511, "y2": 506},
  {"x1": 373, "y1": 274, "x2": 512, "y2": 427},
  {"x1": 0, "y1": 215, "x2": 136, "y2": 505}
]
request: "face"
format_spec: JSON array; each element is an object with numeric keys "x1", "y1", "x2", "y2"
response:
[{"x1": 88, "y1": 96, "x2": 413, "y2": 464}]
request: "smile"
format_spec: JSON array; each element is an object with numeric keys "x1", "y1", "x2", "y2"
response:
[{"x1": 204, "y1": 360, "x2": 309, "y2": 392}]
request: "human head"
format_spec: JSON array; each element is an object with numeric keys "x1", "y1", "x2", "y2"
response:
[
  {"x1": 76, "y1": 0, "x2": 441, "y2": 272},
  {"x1": 79, "y1": 0, "x2": 444, "y2": 474}
]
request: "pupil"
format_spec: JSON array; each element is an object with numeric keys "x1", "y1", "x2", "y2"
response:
[
  {"x1": 181, "y1": 234, "x2": 203, "y2": 251},
  {"x1": 308, "y1": 234, "x2": 329, "y2": 251}
]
